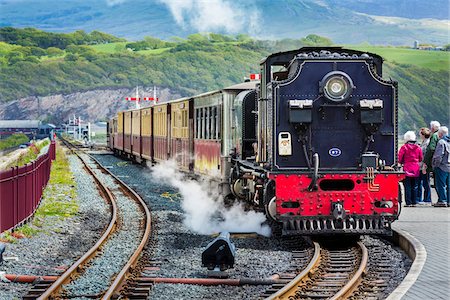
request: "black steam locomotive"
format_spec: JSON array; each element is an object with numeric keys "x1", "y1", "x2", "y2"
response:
[{"x1": 229, "y1": 47, "x2": 403, "y2": 235}]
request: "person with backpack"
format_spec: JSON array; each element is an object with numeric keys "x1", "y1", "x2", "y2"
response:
[{"x1": 432, "y1": 126, "x2": 450, "y2": 207}]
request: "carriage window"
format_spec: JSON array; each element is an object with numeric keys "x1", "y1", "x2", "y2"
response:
[
  {"x1": 196, "y1": 109, "x2": 200, "y2": 139},
  {"x1": 182, "y1": 109, "x2": 188, "y2": 138},
  {"x1": 201, "y1": 108, "x2": 206, "y2": 139},
  {"x1": 216, "y1": 106, "x2": 221, "y2": 140},
  {"x1": 211, "y1": 107, "x2": 216, "y2": 140},
  {"x1": 206, "y1": 107, "x2": 210, "y2": 139},
  {"x1": 195, "y1": 106, "x2": 221, "y2": 140}
]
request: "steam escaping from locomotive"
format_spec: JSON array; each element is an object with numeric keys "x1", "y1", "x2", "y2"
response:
[{"x1": 151, "y1": 160, "x2": 271, "y2": 236}]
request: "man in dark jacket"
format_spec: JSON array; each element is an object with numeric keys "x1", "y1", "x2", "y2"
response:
[
  {"x1": 432, "y1": 126, "x2": 450, "y2": 207},
  {"x1": 424, "y1": 121, "x2": 440, "y2": 173}
]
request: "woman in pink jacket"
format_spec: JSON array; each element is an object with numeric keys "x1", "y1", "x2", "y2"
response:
[{"x1": 398, "y1": 131, "x2": 423, "y2": 207}]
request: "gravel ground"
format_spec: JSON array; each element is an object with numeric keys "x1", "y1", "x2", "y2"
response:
[
  {"x1": 0, "y1": 154, "x2": 109, "y2": 300},
  {"x1": 92, "y1": 154, "x2": 302, "y2": 300},
  {"x1": 357, "y1": 235, "x2": 412, "y2": 299},
  {"x1": 63, "y1": 154, "x2": 144, "y2": 297}
]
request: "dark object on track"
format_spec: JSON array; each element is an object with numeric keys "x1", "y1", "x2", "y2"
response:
[
  {"x1": 202, "y1": 232, "x2": 236, "y2": 277},
  {"x1": 0, "y1": 243, "x2": 5, "y2": 263}
]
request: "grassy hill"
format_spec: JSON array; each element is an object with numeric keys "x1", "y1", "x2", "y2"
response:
[
  {"x1": 348, "y1": 45, "x2": 449, "y2": 71},
  {"x1": 0, "y1": 29, "x2": 448, "y2": 133}
]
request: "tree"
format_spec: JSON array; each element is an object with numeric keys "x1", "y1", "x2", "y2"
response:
[
  {"x1": 29, "y1": 46, "x2": 47, "y2": 57},
  {"x1": 24, "y1": 56, "x2": 39, "y2": 63},
  {"x1": 64, "y1": 53, "x2": 79, "y2": 61},
  {"x1": 46, "y1": 47, "x2": 64, "y2": 57},
  {"x1": 235, "y1": 34, "x2": 252, "y2": 43},
  {"x1": 301, "y1": 34, "x2": 333, "y2": 46},
  {"x1": 6, "y1": 50, "x2": 24, "y2": 65},
  {"x1": 143, "y1": 36, "x2": 166, "y2": 49},
  {"x1": 187, "y1": 33, "x2": 209, "y2": 43}
]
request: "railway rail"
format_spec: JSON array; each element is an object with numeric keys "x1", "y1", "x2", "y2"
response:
[
  {"x1": 263, "y1": 241, "x2": 368, "y2": 300},
  {"x1": 24, "y1": 138, "x2": 152, "y2": 299}
]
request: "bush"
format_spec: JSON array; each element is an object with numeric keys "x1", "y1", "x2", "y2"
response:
[{"x1": 0, "y1": 133, "x2": 29, "y2": 150}]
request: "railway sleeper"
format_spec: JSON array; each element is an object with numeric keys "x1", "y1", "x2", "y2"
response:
[{"x1": 301, "y1": 292, "x2": 336, "y2": 298}]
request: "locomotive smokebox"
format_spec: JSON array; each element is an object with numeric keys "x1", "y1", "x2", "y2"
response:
[{"x1": 202, "y1": 232, "x2": 236, "y2": 276}]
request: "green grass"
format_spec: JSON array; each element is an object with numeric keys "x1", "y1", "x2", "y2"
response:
[
  {"x1": 36, "y1": 143, "x2": 78, "y2": 219},
  {"x1": 7, "y1": 139, "x2": 50, "y2": 168},
  {"x1": 15, "y1": 224, "x2": 40, "y2": 237},
  {"x1": 89, "y1": 42, "x2": 128, "y2": 53},
  {"x1": 40, "y1": 54, "x2": 66, "y2": 62},
  {"x1": 90, "y1": 42, "x2": 172, "y2": 55},
  {"x1": 0, "y1": 231, "x2": 17, "y2": 243},
  {"x1": 136, "y1": 47, "x2": 172, "y2": 55},
  {"x1": 0, "y1": 133, "x2": 29, "y2": 150},
  {"x1": 346, "y1": 45, "x2": 450, "y2": 71}
]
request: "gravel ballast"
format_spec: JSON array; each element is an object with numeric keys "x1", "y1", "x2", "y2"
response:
[{"x1": 63, "y1": 153, "x2": 145, "y2": 297}]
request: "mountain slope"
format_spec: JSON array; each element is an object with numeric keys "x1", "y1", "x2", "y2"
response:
[{"x1": 0, "y1": 0, "x2": 448, "y2": 45}]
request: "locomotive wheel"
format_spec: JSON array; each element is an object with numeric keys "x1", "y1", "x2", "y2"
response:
[
  {"x1": 263, "y1": 180, "x2": 282, "y2": 236},
  {"x1": 265, "y1": 196, "x2": 277, "y2": 222},
  {"x1": 229, "y1": 166, "x2": 245, "y2": 199}
]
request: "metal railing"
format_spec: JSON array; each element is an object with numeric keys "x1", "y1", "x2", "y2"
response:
[{"x1": 0, "y1": 141, "x2": 55, "y2": 233}]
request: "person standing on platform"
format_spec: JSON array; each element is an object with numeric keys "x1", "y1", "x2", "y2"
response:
[
  {"x1": 423, "y1": 121, "x2": 440, "y2": 193},
  {"x1": 417, "y1": 127, "x2": 432, "y2": 204},
  {"x1": 398, "y1": 131, "x2": 423, "y2": 207},
  {"x1": 432, "y1": 126, "x2": 450, "y2": 207}
]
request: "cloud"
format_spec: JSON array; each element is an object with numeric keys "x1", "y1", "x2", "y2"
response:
[
  {"x1": 158, "y1": 0, "x2": 260, "y2": 34},
  {"x1": 106, "y1": 0, "x2": 127, "y2": 7}
]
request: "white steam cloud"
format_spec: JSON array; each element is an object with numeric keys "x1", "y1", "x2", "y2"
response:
[
  {"x1": 151, "y1": 160, "x2": 271, "y2": 236},
  {"x1": 158, "y1": 0, "x2": 261, "y2": 35},
  {"x1": 106, "y1": 0, "x2": 127, "y2": 6}
]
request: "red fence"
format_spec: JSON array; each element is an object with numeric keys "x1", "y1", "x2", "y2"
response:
[{"x1": 0, "y1": 141, "x2": 56, "y2": 233}]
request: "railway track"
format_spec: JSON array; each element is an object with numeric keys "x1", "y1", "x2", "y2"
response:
[
  {"x1": 18, "y1": 139, "x2": 415, "y2": 299},
  {"x1": 264, "y1": 241, "x2": 368, "y2": 300},
  {"x1": 24, "y1": 138, "x2": 152, "y2": 299}
]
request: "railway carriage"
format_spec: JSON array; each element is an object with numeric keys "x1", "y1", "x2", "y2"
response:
[
  {"x1": 123, "y1": 110, "x2": 133, "y2": 154},
  {"x1": 116, "y1": 112, "x2": 124, "y2": 152},
  {"x1": 131, "y1": 109, "x2": 141, "y2": 157},
  {"x1": 108, "y1": 47, "x2": 403, "y2": 236},
  {"x1": 193, "y1": 91, "x2": 223, "y2": 177},
  {"x1": 170, "y1": 98, "x2": 193, "y2": 171},
  {"x1": 153, "y1": 103, "x2": 170, "y2": 162},
  {"x1": 141, "y1": 107, "x2": 153, "y2": 161},
  {"x1": 107, "y1": 117, "x2": 117, "y2": 150}
]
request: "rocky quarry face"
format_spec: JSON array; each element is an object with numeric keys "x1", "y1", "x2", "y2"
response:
[{"x1": 0, "y1": 87, "x2": 181, "y2": 123}]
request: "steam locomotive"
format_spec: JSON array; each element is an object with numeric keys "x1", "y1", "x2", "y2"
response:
[{"x1": 108, "y1": 47, "x2": 404, "y2": 235}]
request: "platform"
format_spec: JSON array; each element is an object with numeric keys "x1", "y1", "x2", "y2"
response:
[{"x1": 392, "y1": 189, "x2": 450, "y2": 300}]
